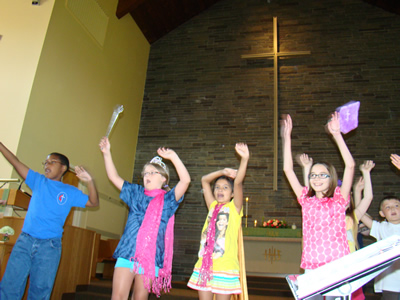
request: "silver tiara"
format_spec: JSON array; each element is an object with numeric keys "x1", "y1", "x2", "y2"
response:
[{"x1": 150, "y1": 156, "x2": 167, "y2": 171}]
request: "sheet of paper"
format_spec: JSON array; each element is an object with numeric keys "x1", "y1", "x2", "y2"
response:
[{"x1": 287, "y1": 235, "x2": 400, "y2": 299}]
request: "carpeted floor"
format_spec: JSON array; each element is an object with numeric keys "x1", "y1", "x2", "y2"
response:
[{"x1": 62, "y1": 275, "x2": 380, "y2": 299}]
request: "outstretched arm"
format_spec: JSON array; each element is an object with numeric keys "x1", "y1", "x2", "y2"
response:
[
  {"x1": 326, "y1": 112, "x2": 355, "y2": 200},
  {"x1": 0, "y1": 142, "x2": 29, "y2": 180},
  {"x1": 360, "y1": 213, "x2": 373, "y2": 229},
  {"x1": 99, "y1": 137, "x2": 124, "y2": 190},
  {"x1": 201, "y1": 168, "x2": 237, "y2": 209},
  {"x1": 233, "y1": 143, "x2": 249, "y2": 214},
  {"x1": 281, "y1": 114, "x2": 303, "y2": 198},
  {"x1": 157, "y1": 148, "x2": 190, "y2": 201},
  {"x1": 353, "y1": 176, "x2": 364, "y2": 209},
  {"x1": 354, "y1": 160, "x2": 375, "y2": 220},
  {"x1": 297, "y1": 153, "x2": 313, "y2": 188},
  {"x1": 75, "y1": 166, "x2": 99, "y2": 207}
]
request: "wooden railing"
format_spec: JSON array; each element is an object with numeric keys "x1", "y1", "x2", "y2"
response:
[{"x1": 51, "y1": 225, "x2": 98, "y2": 299}]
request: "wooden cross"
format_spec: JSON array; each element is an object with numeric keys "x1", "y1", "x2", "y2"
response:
[{"x1": 241, "y1": 16, "x2": 310, "y2": 191}]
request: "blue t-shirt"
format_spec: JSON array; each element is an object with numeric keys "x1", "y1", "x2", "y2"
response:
[
  {"x1": 113, "y1": 182, "x2": 183, "y2": 268},
  {"x1": 22, "y1": 169, "x2": 88, "y2": 239}
]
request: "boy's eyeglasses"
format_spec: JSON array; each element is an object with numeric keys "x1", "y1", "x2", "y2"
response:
[
  {"x1": 42, "y1": 160, "x2": 62, "y2": 166},
  {"x1": 309, "y1": 173, "x2": 330, "y2": 179},
  {"x1": 142, "y1": 171, "x2": 161, "y2": 177}
]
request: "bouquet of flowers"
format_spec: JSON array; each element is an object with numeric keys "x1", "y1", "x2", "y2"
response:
[{"x1": 263, "y1": 218, "x2": 287, "y2": 228}]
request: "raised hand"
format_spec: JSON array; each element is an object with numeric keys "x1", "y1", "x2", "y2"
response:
[
  {"x1": 99, "y1": 136, "x2": 123, "y2": 190},
  {"x1": 297, "y1": 153, "x2": 313, "y2": 188},
  {"x1": 75, "y1": 166, "x2": 93, "y2": 182},
  {"x1": 75, "y1": 166, "x2": 99, "y2": 207},
  {"x1": 280, "y1": 114, "x2": 292, "y2": 139},
  {"x1": 157, "y1": 147, "x2": 178, "y2": 161},
  {"x1": 390, "y1": 154, "x2": 400, "y2": 170},
  {"x1": 235, "y1": 143, "x2": 249, "y2": 160},
  {"x1": 326, "y1": 111, "x2": 341, "y2": 135},
  {"x1": 156, "y1": 147, "x2": 190, "y2": 201},
  {"x1": 222, "y1": 168, "x2": 237, "y2": 179},
  {"x1": 99, "y1": 137, "x2": 111, "y2": 153},
  {"x1": 326, "y1": 111, "x2": 355, "y2": 201},
  {"x1": 354, "y1": 160, "x2": 374, "y2": 220},
  {"x1": 360, "y1": 160, "x2": 375, "y2": 173},
  {"x1": 297, "y1": 153, "x2": 313, "y2": 169}
]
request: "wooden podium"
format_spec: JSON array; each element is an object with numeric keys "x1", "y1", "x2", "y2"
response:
[
  {"x1": 0, "y1": 189, "x2": 31, "y2": 210},
  {"x1": 0, "y1": 217, "x2": 25, "y2": 277}
]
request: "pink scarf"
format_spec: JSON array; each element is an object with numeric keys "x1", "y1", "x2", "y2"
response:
[
  {"x1": 197, "y1": 203, "x2": 224, "y2": 286},
  {"x1": 132, "y1": 188, "x2": 175, "y2": 296}
]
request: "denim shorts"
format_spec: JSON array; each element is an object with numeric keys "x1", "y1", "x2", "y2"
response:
[{"x1": 115, "y1": 257, "x2": 159, "y2": 277}]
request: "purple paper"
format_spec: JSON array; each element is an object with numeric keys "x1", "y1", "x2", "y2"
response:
[{"x1": 336, "y1": 101, "x2": 360, "y2": 134}]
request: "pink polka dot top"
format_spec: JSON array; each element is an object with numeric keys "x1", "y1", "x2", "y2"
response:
[{"x1": 298, "y1": 186, "x2": 350, "y2": 270}]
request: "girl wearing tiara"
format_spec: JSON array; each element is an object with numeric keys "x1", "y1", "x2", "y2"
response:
[
  {"x1": 99, "y1": 137, "x2": 190, "y2": 300},
  {"x1": 281, "y1": 112, "x2": 354, "y2": 279},
  {"x1": 188, "y1": 143, "x2": 249, "y2": 299}
]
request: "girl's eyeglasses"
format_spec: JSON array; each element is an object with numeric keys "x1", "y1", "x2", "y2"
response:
[
  {"x1": 309, "y1": 173, "x2": 330, "y2": 179},
  {"x1": 142, "y1": 171, "x2": 161, "y2": 177}
]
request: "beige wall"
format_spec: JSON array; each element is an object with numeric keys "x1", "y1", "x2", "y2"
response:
[
  {"x1": 4, "y1": 0, "x2": 150, "y2": 237},
  {"x1": 0, "y1": 0, "x2": 55, "y2": 179}
]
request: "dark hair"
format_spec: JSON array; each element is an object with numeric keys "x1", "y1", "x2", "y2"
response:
[
  {"x1": 49, "y1": 152, "x2": 69, "y2": 176},
  {"x1": 216, "y1": 211, "x2": 229, "y2": 223},
  {"x1": 215, "y1": 212, "x2": 229, "y2": 242},
  {"x1": 306, "y1": 161, "x2": 338, "y2": 198},
  {"x1": 379, "y1": 196, "x2": 400, "y2": 210},
  {"x1": 212, "y1": 176, "x2": 234, "y2": 193}
]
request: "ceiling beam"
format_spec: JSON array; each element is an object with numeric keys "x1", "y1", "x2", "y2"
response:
[
  {"x1": 116, "y1": 0, "x2": 146, "y2": 19},
  {"x1": 362, "y1": 0, "x2": 400, "y2": 15}
]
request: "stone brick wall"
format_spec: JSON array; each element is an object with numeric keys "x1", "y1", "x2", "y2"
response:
[{"x1": 133, "y1": 0, "x2": 400, "y2": 280}]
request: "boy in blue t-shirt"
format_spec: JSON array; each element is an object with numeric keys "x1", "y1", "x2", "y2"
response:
[{"x1": 0, "y1": 142, "x2": 99, "y2": 300}]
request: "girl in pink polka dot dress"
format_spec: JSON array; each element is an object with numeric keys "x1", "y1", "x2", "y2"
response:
[
  {"x1": 299, "y1": 156, "x2": 375, "y2": 300},
  {"x1": 281, "y1": 112, "x2": 355, "y2": 273},
  {"x1": 299, "y1": 156, "x2": 375, "y2": 254}
]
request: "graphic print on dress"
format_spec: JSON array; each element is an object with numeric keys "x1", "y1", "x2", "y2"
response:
[
  {"x1": 213, "y1": 206, "x2": 230, "y2": 259},
  {"x1": 198, "y1": 205, "x2": 231, "y2": 258}
]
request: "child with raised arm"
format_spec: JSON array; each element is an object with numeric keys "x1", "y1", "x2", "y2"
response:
[
  {"x1": 99, "y1": 137, "x2": 190, "y2": 300},
  {"x1": 312, "y1": 160, "x2": 374, "y2": 300},
  {"x1": 297, "y1": 153, "x2": 313, "y2": 189},
  {"x1": 359, "y1": 154, "x2": 400, "y2": 300},
  {"x1": 187, "y1": 143, "x2": 249, "y2": 300},
  {"x1": 0, "y1": 142, "x2": 99, "y2": 300},
  {"x1": 343, "y1": 161, "x2": 374, "y2": 300},
  {"x1": 350, "y1": 161, "x2": 374, "y2": 252},
  {"x1": 299, "y1": 157, "x2": 375, "y2": 253},
  {"x1": 281, "y1": 112, "x2": 355, "y2": 273}
]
